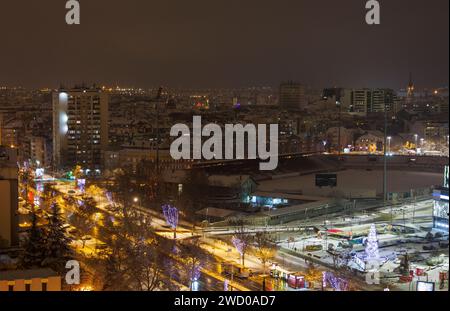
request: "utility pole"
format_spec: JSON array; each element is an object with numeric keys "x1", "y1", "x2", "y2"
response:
[
  {"x1": 156, "y1": 101, "x2": 159, "y2": 173},
  {"x1": 230, "y1": 264, "x2": 234, "y2": 291},
  {"x1": 155, "y1": 87, "x2": 163, "y2": 175},
  {"x1": 412, "y1": 189, "x2": 416, "y2": 224},
  {"x1": 336, "y1": 91, "x2": 342, "y2": 156},
  {"x1": 383, "y1": 103, "x2": 391, "y2": 223},
  {"x1": 403, "y1": 209, "x2": 406, "y2": 235},
  {"x1": 151, "y1": 87, "x2": 163, "y2": 201},
  {"x1": 0, "y1": 112, "x2": 3, "y2": 146}
]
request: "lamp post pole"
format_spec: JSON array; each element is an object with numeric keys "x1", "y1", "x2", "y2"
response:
[
  {"x1": 337, "y1": 97, "x2": 342, "y2": 156},
  {"x1": 383, "y1": 107, "x2": 387, "y2": 201},
  {"x1": 387, "y1": 136, "x2": 392, "y2": 155},
  {"x1": 414, "y1": 134, "x2": 418, "y2": 152}
]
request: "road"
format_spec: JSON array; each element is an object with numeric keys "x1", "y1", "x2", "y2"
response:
[
  {"x1": 47, "y1": 178, "x2": 261, "y2": 291},
  {"x1": 27, "y1": 174, "x2": 441, "y2": 292}
]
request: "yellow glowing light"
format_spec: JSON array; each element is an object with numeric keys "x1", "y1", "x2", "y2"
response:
[{"x1": 93, "y1": 212, "x2": 102, "y2": 221}]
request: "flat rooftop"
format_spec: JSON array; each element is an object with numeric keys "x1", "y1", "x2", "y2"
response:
[
  {"x1": 257, "y1": 169, "x2": 443, "y2": 198},
  {"x1": 0, "y1": 269, "x2": 59, "y2": 281}
]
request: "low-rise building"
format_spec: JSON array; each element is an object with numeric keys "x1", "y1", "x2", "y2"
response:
[
  {"x1": 355, "y1": 131, "x2": 385, "y2": 152},
  {"x1": 0, "y1": 147, "x2": 19, "y2": 248},
  {"x1": 0, "y1": 269, "x2": 61, "y2": 291}
]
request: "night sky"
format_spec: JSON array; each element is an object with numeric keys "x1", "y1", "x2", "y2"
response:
[{"x1": 0, "y1": 0, "x2": 448, "y2": 89}]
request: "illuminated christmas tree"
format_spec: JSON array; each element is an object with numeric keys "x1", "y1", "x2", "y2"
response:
[{"x1": 365, "y1": 224, "x2": 379, "y2": 260}]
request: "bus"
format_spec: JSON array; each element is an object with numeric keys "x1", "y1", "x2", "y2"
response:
[
  {"x1": 287, "y1": 273, "x2": 308, "y2": 290},
  {"x1": 269, "y1": 263, "x2": 308, "y2": 290},
  {"x1": 270, "y1": 263, "x2": 294, "y2": 281}
]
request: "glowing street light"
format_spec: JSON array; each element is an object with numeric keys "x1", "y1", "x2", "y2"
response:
[{"x1": 387, "y1": 136, "x2": 392, "y2": 155}]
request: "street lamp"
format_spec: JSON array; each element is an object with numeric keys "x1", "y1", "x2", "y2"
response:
[
  {"x1": 387, "y1": 136, "x2": 392, "y2": 155},
  {"x1": 133, "y1": 197, "x2": 142, "y2": 209}
]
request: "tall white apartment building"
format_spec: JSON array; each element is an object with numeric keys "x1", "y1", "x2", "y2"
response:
[{"x1": 52, "y1": 86, "x2": 109, "y2": 172}]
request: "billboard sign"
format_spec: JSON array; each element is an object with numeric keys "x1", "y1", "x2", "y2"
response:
[{"x1": 316, "y1": 173, "x2": 337, "y2": 188}]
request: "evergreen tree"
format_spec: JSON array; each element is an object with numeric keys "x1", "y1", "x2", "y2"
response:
[
  {"x1": 20, "y1": 207, "x2": 47, "y2": 269},
  {"x1": 42, "y1": 202, "x2": 73, "y2": 272}
]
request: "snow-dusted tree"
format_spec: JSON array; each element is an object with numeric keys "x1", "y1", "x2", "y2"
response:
[
  {"x1": 163, "y1": 255, "x2": 182, "y2": 291},
  {"x1": 96, "y1": 203, "x2": 164, "y2": 291},
  {"x1": 253, "y1": 231, "x2": 277, "y2": 276},
  {"x1": 77, "y1": 196, "x2": 98, "y2": 247},
  {"x1": 180, "y1": 238, "x2": 205, "y2": 291},
  {"x1": 127, "y1": 238, "x2": 162, "y2": 291},
  {"x1": 232, "y1": 219, "x2": 253, "y2": 268},
  {"x1": 42, "y1": 202, "x2": 73, "y2": 272},
  {"x1": 92, "y1": 231, "x2": 130, "y2": 291},
  {"x1": 19, "y1": 208, "x2": 47, "y2": 269}
]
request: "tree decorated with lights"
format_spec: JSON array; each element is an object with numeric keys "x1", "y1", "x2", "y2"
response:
[
  {"x1": 162, "y1": 204, "x2": 179, "y2": 239},
  {"x1": 189, "y1": 264, "x2": 201, "y2": 291},
  {"x1": 180, "y1": 238, "x2": 204, "y2": 291},
  {"x1": 365, "y1": 224, "x2": 380, "y2": 260},
  {"x1": 163, "y1": 257, "x2": 181, "y2": 291},
  {"x1": 232, "y1": 235, "x2": 247, "y2": 267},
  {"x1": 322, "y1": 271, "x2": 349, "y2": 291},
  {"x1": 224, "y1": 279, "x2": 229, "y2": 291},
  {"x1": 232, "y1": 236, "x2": 245, "y2": 256}
]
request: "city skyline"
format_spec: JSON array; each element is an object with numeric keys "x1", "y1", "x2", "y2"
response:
[
  {"x1": 0, "y1": 0, "x2": 448, "y2": 89},
  {"x1": 1, "y1": 0, "x2": 449, "y2": 300}
]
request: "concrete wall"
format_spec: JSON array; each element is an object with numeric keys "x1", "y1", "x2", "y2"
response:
[
  {"x1": 0, "y1": 181, "x2": 12, "y2": 246},
  {"x1": 0, "y1": 166, "x2": 19, "y2": 247},
  {"x1": 339, "y1": 154, "x2": 448, "y2": 173}
]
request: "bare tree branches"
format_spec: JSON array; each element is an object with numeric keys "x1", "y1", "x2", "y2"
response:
[{"x1": 253, "y1": 231, "x2": 277, "y2": 275}]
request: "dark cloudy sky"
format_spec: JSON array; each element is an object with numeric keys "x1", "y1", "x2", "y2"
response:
[{"x1": 0, "y1": 0, "x2": 448, "y2": 89}]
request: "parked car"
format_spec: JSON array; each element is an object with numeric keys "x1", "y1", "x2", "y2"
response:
[
  {"x1": 67, "y1": 228, "x2": 79, "y2": 235},
  {"x1": 81, "y1": 235, "x2": 93, "y2": 241},
  {"x1": 95, "y1": 243, "x2": 108, "y2": 250},
  {"x1": 423, "y1": 245, "x2": 436, "y2": 251}
]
